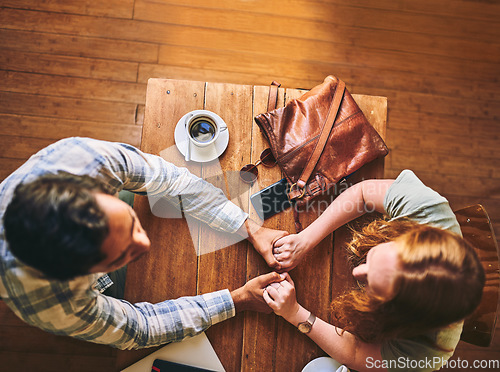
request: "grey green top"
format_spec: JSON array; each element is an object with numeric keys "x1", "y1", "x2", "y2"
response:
[{"x1": 380, "y1": 170, "x2": 463, "y2": 372}]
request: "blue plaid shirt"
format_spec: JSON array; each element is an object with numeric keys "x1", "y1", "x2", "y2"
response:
[{"x1": 0, "y1": 137, "x2": 247, "y2": 349}]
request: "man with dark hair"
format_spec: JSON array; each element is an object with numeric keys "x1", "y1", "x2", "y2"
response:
[
  {"x1": 4, "y1": 173, "x2": 113, "y2": 280},
  {"x1": 0, "y1": 137, "x2": 286, "y2": 349}
]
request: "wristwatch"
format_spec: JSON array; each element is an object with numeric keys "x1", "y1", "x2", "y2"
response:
[{"x1": 297, "y1": 312, "x2": 316, "y2": 334}]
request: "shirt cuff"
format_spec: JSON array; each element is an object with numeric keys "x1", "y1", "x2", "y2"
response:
[{"x1": 201, "y1": 289, "x2": 236, "y2": 326}]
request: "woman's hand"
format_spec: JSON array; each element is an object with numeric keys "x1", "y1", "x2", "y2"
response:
[
  {"x1": 263, "y1": 272, "x2": 300, "y2": 321},
  {"x1": 272, "y1": 233, "x2": 310, "y2": 271}
]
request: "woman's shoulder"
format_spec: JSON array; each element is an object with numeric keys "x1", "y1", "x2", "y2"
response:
[
  {"x1": 380, "y1": 321, "x2": 463, "y2": 371},
  {"x1": 384, "y1": 170, "x2": 462, "y2": 236}
]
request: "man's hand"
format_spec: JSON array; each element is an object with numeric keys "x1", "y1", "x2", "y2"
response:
[
  {"x1": 243, "y1": 219, "x2": 289, "y2": 271},
  {"x1": 231, "y1": 272, "x2": 285, "y2": 313},
  {"x1": 272, "y1": 233, "x2": 310, "y2": 271}
]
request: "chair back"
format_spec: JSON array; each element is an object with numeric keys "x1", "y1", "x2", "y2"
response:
[{"x1": 456, "y1": 204, "x2": 499, "y2": 347}]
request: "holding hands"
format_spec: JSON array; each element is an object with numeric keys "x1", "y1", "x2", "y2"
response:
[
  {"x1": 263, "y1": 274, "x2": 315, "y2": 342},
  {"x1": 231, "y1": 272, "x2": 286, "y2": 313},
  {"x1": 263, "y1": 272, "x2": 300, "y2": 321},
  {"x1": 244, "y1": 219, "x2": 289, "y2": 271},
  {"x1": 272, "y1": 233, "x2": 310, "y2": 271},
  {"x1": 245, "y1": 218, "x2": 315, "y2": 272}
]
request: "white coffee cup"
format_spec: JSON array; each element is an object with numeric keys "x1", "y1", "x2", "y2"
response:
[{"x1": 184, "y1": 111, "x2": 227, "y2": 148}]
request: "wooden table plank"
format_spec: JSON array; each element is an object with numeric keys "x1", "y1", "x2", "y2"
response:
[
  {"x1": 128, "y1": 78, "x2": 206, "y2": 301},
  {"x1": 197, "y1": 82, "x2": 255, "y2": 372},
  {"x1": 116, "y1": 79, "x2": 205, "y2": 369},
  {"x1": 270, "y1": 88, "x2": 335, "y2": 372},
  {"x1": 241, "y1": 85, "x2": 289, "y2": 372}
]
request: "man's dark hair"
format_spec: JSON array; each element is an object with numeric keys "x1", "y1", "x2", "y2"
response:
[{"x1": 3, "y1": 172, "x2": 114, "y2": 281}]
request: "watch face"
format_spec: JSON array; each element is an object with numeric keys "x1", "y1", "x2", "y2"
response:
[{"x1": 298, "y1": 322, "x2": 312, "y2": 333}]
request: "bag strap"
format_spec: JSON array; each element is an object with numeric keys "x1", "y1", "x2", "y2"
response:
[
  {"x1": 267, "y1": 81, "x2": 281, "y2": 111},
  {"x1": 266, "y1": 81, "x2": 304, "y2": 232},
  {"x1": 293, "y1": 206, "x2": 304, "y2": 232},
  {"x1": 289, "y1": 79, "x2": 346, "y2": 200}
]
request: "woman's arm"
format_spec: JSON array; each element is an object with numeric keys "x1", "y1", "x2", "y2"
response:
[
  {"x1": 274, "y1": 179, "x2": 394, "y2": 271},
  {"x1": 263, "y1": 274, "x2": 387, "y2": 372}
]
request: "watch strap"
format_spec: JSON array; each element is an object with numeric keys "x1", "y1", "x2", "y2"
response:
[
  {"x1": 298, "y1": 312, "x2": 316, "y2": 333},
  {"x1": 306, "y1": 312, "x2": 316, "y2": 327}
]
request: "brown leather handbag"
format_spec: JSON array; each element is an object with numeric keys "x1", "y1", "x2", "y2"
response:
[{"x1": 255, "y1": 76, "x2": 389, "y2": 229}]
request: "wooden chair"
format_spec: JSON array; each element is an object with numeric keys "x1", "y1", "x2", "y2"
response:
[{"x1": 456, "y1": 204, "x2": 500, "y2": 347}]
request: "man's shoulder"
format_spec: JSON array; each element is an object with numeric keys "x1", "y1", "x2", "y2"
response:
[{"x1": 0, "y1": 261, "x2": 98, "y2": 315}]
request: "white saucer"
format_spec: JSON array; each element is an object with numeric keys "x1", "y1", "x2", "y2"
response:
[
  {"x1": 302, "y1": 357, "x2": 344, "y2": 372},
  {"x1": 174, "y1": 110, "x2": 230, "y2": 163}
]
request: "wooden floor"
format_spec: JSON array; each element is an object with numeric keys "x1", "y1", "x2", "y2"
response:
[{"x1": 0, "y1": 0, "x2": 499, "y2": 370}]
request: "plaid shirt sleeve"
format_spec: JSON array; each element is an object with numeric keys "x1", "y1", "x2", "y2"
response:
[
  {"x1": 1, "y1": 270, "x2": 235, "y2": 349},
  {"x1": 74, "y1": 137, "x2": 248, "y2": 233},
  {"x1": 0, "y1": 137, "x2": 243, "y2": 349}
]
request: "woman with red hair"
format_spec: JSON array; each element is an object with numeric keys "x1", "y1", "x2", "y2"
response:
[{"x1": 264, "y1": 170, "x2": 484, "y2": 372}]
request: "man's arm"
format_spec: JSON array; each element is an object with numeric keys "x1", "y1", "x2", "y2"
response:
[
  {"x1": 5, "y1": 271, "x2": 283, "y2": 350},
  {"x1": 97, "y1": 272, "x2": 283, "y2": 348},
  {"x1": 86, "y1": 138, "x2": 249, "y2": 233},
  {"x1": 80, "y1": 138, "x2": 289, "y2": 267}
]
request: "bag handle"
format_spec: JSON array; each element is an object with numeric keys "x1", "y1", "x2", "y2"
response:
[
  {"x1": 289, "y1": 79, "x2": 346, "y2": 200},
  {"x1": 267, "y1": 81, "x2": 281, "y2": 111}
]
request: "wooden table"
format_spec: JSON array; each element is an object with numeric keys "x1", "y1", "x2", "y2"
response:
[{"x1": 116, "y1": 79, "x2": 387, "y2": 371}]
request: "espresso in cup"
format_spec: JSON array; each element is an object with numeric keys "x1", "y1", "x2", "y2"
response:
[
  {"x1": 185, "y1": 112, "x2": 226, "y2": 148},
  {"x1": 188, "y1": 116, "x2": 217, "y2": 144}
]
